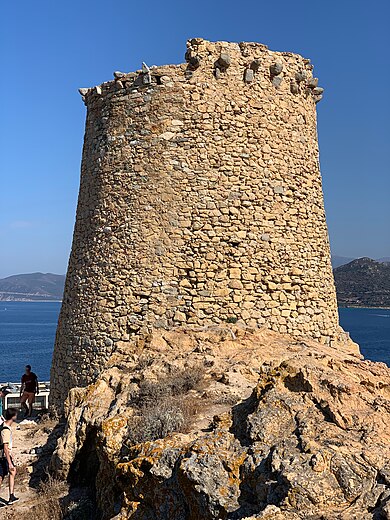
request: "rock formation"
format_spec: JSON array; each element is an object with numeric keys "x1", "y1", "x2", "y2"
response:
[
  {"x1": 52, "y1": 38, "x2": 341, "y2": 410},
  {"x1": 50, "y1": 326, "x2": 390, "y2": 519}
]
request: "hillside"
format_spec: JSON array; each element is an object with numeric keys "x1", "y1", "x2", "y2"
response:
[
  {"x1": 0, "y1": 272, "x2": 65, "y2": 301},
  {"x1": 331, "y1": 255, "x2": 355, "y2": 268},
  {"x1": 334, "y1": 257, "x2": 390, "y2": 307},
  {"x1": 331, "y1": 255, "x2": 389, "y2": 268}
]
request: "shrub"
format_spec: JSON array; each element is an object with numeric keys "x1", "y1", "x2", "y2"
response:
[
  {"x1": 128, "y1": 401, "x2": 185, "y2": 445},
  {"x1": 126, "y1": 365, "x2": 205, "y2": 446},
  {"x1": 170, "y1": 365, "x2": 205, "y2": 395},
  {"x1": 226, "y1": 316, "x2": 238, "y2": 323},
  {"x1": 21, "y1": 475, "x2": 68, "y2": 520},
  {"x1": 135, "y1": 379, "x2": 172, "y2": 405},
  {"x1": 130, "y1": 365, "x2": 205, "y2": 407},
  {"x1": 127, "y1": 394, "x2": 203, "y2": 445}
]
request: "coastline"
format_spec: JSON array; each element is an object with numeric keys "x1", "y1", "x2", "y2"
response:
[
  {"x1": 339, "y1": 305, "x2": 390, "y2": 311},
  {"x1": 1, "y1": 302, "x2": 389, "y2": 309},
  {"x1": 0, "y1": 299, "x2": 62, "y2": 303}
]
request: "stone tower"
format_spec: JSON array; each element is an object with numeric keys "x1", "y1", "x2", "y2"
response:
[{"x1": 51, "y1": 38, "x2": 339, "y2": 409}]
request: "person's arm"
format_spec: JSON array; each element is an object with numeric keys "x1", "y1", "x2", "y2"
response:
[
  {"x1": 3, "y1": 444, "x2": 15, "y2": 471},
  {"x1": 35, "y1": 375, "x2": 39, "y2": 395}
]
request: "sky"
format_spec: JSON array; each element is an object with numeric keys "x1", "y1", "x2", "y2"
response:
[{"x1": 0, "y1": 0, "x2": 389, "y2": 278}]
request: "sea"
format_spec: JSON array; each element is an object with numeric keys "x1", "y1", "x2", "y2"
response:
[
  {"x1": 0, "y1": 302, "x2": 61, "y2": 382},
  {"x1": 0, "y1": 302, "x2": 389, "y2": 383}
]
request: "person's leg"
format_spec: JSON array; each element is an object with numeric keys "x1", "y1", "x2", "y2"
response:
[
  {"x1": 20, "y1": 393, "x2": 28, "y2": 417},
  {"x1": 8, "y1": 464, "x2": 17, "y2": 501},
  {"x1": 9, "y1": 469, "x2": 15, "y2": 496},
  {"x1": 0, "y1": 459, "x2": 5, "y2": 491},
  {"x1": 0, "y1": 475, "x2": 5, "y2": 506},
  {"x1": 28, "y1": 394, "x2": 33, "y2": 417}
]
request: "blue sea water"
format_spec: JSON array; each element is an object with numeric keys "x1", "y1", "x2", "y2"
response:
[
  {"x1": 0, "y1": 302, "x2": 389, "y2": 383},
  {"x1": 0, "y1": 301, "x2": 61, "y2": 382},
  {"x1": 338, "y1": 307, "x2": 390, "y2": 366}
]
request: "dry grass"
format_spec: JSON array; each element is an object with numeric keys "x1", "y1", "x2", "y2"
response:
[
  {"x1": 129, "y1": 401, "x2": 185, "y2": 444},
  {"x1": 132, "y1": 365, "x2": 205, "y2": 405},
  {"x1": 177, "y1": 395, "x2": 202, "y2": 427},
  {"x1": 19, "y1": 475, "x2": 68, "y2": 520},
  {"x1": 38, "y1": 474, "x2": 68, "y2": 497},
  {"x1": 127, "y1": 365, "x2": 205, "y2": 445},
  {"x1": 19, "y1": 476, "x2": 96, "y2": 519}
]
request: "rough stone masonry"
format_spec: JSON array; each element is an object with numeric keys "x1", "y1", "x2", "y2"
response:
[{"x1": 51, "y1": 38, "x2": 342, "y2": 409}]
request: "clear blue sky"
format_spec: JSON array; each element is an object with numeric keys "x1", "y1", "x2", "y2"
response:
[{"x1": 0, "y1": 0, "x2": 389, "y2": 278}]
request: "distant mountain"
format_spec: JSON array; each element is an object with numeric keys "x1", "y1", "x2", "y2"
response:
[
  {"x1": 331, "y1": 255, "x2": 355, "y2": 269},
  {"x1": 334, "y1": 258, "x2": 390, "y2": 308},
  {"x1": 331, "y1": 255, "x2": 390, "y2": 268},
  {"x1": 0, "y1": 273, "x2": 65, "y2": 301}
]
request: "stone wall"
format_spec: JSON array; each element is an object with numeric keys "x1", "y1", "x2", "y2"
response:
[{"x1": 51, "y1": 38, "x2": 340, "y2": 409}]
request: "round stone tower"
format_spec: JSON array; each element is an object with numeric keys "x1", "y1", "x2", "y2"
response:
[{"x1": 51, "y1": 38, "x2": 340, "y2": 409}]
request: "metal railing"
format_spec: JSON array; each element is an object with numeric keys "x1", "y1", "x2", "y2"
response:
[{"x1": 1, "y1": 381, "x2": 50, "y2": 411}]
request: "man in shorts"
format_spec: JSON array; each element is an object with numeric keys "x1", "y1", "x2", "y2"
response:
[
  {"x1": 20, "y1": 365, "x2": 39, "y2": 418},
  {"x1": 0, "y1": 407, "x2": 19, "y2": 505}
]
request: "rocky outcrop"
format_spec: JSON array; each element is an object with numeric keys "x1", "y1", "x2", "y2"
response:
[{"x1": 50, "y1": 326, "x2": 390, "y2": 519}]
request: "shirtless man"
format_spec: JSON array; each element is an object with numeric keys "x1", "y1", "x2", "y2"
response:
[
  {"x1": 0, "y1": 408, "x2": 19, "y2": 506},
  {"x1": 20, "y1": 365, "x2": 39, "y2": 418}
]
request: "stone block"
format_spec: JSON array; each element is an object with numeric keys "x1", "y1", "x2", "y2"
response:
[
  {"x1": 244, "y1": 69, "x2": 254, "y2": 83},
  {"x1": 269, "y1": 62, "x2": 283, "y2": 76},
  {"x1": 174, "y1": 310, "x2": 186, "y2": 322},
  {"x1": 215, "y1": 53, "x2": 231, "y2": 71},
  {"x1": 272, "y1": 76, "x2": 283, "y2": 88}
]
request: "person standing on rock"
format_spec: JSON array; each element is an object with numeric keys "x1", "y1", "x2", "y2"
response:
[
  {"x1": 20, "y1": 365, "x2": 39, "y2": 418},
  {"x1": 0, "y1": 408, "x2": 19, "y2": 506}
]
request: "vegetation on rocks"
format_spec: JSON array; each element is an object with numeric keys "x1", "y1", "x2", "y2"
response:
[{"x1": 126, "y1": 366, "x2": 205, "y2": 445}]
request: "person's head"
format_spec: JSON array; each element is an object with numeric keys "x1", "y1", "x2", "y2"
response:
[
  {"x1": 0, "y1": 386, "x2": 9, "y2": 398},
  {"x1": 5, "y1": 408, "x2": 17, "y2": 423},
  {"x1": 25, "y1": 365, "x2": 32, "y2": 375}
]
